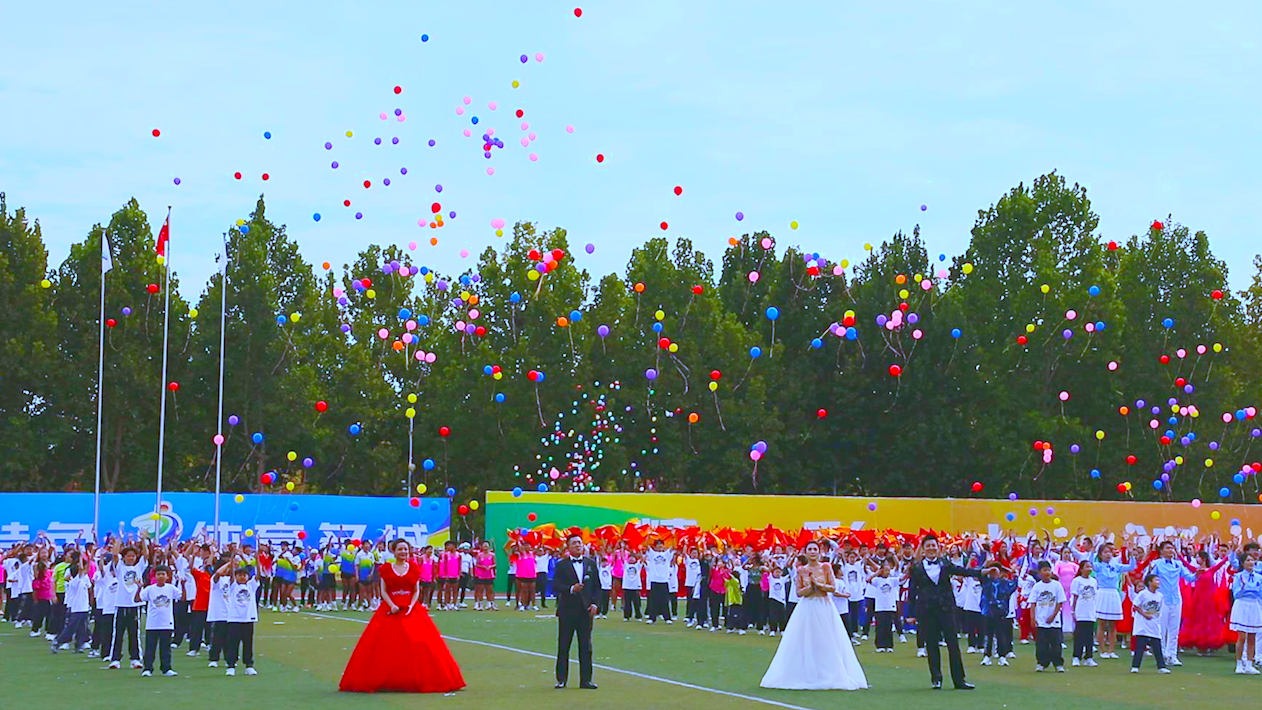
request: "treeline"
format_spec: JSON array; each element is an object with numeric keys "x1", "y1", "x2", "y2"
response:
[{"x1": 3, "y1": 172, "x2": 1262, "y2": 509}]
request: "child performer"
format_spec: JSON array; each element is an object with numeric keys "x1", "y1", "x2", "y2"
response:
[
  {"x1": 1130, "y1": 574, "x2": 1170, "y2": 673},
  {"x1": 979, "y1": 562, "x2": 1016, "y2": 666},
  {"x1": 109, "y1": 534, "x2": 147, "y2": 670},
  {"x1": 1070, "y1": 559, "x2": 1098, "y2": 666},
  {"x1": 1025, "y1": 561, "x2": 1066, "y2": 672},
  {"x1": 205, "y1": 555, "x2": 232, "y2": 668},
  {"x1": 136, "y1": 564, "x2": 179, "y2": 677},
  {"x1": 472, "y1": 542, "x2": 496, "y2": 611},
  {"x1": 726, "y1": 561, "x2": 746, "y2": 634},
  {"x1": 89, "y1": 549, "x2": 116, "y2": 658},
  {"x1": 597, "y1": 553, "x2": 613, "y2": 618},
  {"x1": 868, "y1": 561, "x2": 898, "y2": 651},
  {"x1": 50, "y1": 562, "x2": 91, "y2": 653},
  {"x1": 1092, "y1": 541, "x2": 1134, "y2": 659},
  {"x1": 622, "y1": 552, "x2": 644, "y2": 621},
  {"x1": 1230, "y1": 554, "x2": 1262, "y2": 674},
  {"x1": 216, "y1": 555, "x2": 260, "y2": 676}
]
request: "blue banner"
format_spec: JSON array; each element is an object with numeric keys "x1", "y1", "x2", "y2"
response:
[{"x1": 0, "y1": 493, "x2": 451, "y2": 549}]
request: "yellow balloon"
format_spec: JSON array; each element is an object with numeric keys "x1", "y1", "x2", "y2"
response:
[
  {"x1": 329, "y1": 564, "x2": 341, "y2": 574},
  {"x1": 346, "y1": 131, "x2": 353, "y2": 137},
  {"x1": 913, "y1": 273, "x2": 923, "y2": 283},
  {"x1": 188, "y1": 308, "x2": 198, "y2": 318},
  {"x1": 790, "y1": 221, "x2": 799, "y2": 230},
  {"x1": 962, "y1": 263, "x2": 974, "y2": 274},
  {"x1": 287, "y1": 451, "x2": 297, "y2": 462},
  {"x1": 290, "y1": 312, "x2": 301, "y2": 322},
  {"x1": 527, "y1": 270, "x2": 540, "y2": 281},
  {"x1": 1175, "y1": 456, "x2": 1184, "y2": 465},
  {"x1": 511, "y1": 80, "x2": 520, "y2": 88},
  {"x1": 460, "y1": 290, "x2": 471, "y2": 301},
  {"x1": 150, "y1": 513, "x2": 160, "y2": 520},
  {"x1": 495, "y1": 229, "x2": 504, "y2": 237},
  {"x1": 1095, "y1": 430, "x2": 1105, "y2": 440},
  {"x1": 898, "y1": 289, "x2": 909, "y2": 299},
  {"x1": 668, "y1": 343, "x2": 678, "y2": 353},
  {"x1": 470, "y1": 500, "x2": 480, "y2": 510},
  {"x1": 844, "y1": 310, "x2": 855, "y2": 318},
  {"x1": 425, "y1": 273, "x2": 435, "y2": 283},
  {"x1": 236, "y1": 219, "x2": 245, "y2": 226},
  {"x1": 245, "y1": 529, "x2": 254, "y2": 537},
  {"x1": 405, "y1": 407, "x2": 416, "y2": 419},
  {"x1": 234, "y1": 494, "x2": 244, "y2": 503},
  {"x1": 654, "y1": 310, "x2": 665, "y2": 321},
  {"x1": 840, "y1": 259, "x2": 850, "y2": 269},
  {"x1": 1205, "y1": 458, "x2": 1214, "y2": 467},
  {"x1": 366, "y1": 289, "x2": 376, "y2": 299},
  {"x1": 493, "y1": 372, "x2": 502, "y2": 380},
  {"x1": 863, "y1": 243, "x2": 872, "y2": 251},
  {"x1": 285, "y1": 482, "x2": 295, "y2": 492},
  {"x1": 407, "y1": 393, "x2": 418, "y2": 404},
  {"x1": 1191, "y1": 409, "x2": 1200, "y2": 418},
  {"x1": 155, "y1": 255, "x2": 165, "y2": 266},
  {"x1": 1124, "y1": 482, "x2": 1132, "y2": 491},
  {"x1": 1213, "y1": 342, "x2": 1223, "y2": 353},
  {"x1": 1170, "y1": 404, "x2": 1179, "y2": 413},
  {"x1": 1211, "y1": 511, "x2": 1221, "y2": 521},
  {"x1": 1026, "y1": 324, "x2": 1036, "y2": 333},
  {"x1": 708, "y1": 381, "x2": 718, "y2": 392},
  {"x1": 416, "y1": 484, "x2": 426, "y2": 494},
  {"x1": 1040, "y1": 284, "x2": 1050, "y2": 294},
  {"x1": 1053, "y1": 517, "x2": 1061, "y2": 526}
]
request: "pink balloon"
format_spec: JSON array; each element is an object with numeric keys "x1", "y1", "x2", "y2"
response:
[
  {"x1": 1150, "y1": 419, "x2": 1160, "y2": 429},
  {"x1": 487, "y1": 128, "x2": 495, "y2": 136},
  {"x1": 528, "y1": 131, "x2": 536, "y2": 141},
  {"x1": 833, "y1": 264, "x2": 845, "y2": 276},
  {"x1": 397, "y1": 114, "x2": 405, "y2": 122},
  {"x1": 920, "y1": 279, "x2": 932, "y2": 291},
  {"x1": 521, "y1": 138, "x2": 530, "y2": 147},
  {"x1": 462, "y1": 96, "x2": 472, "y2": 105},
  {"x1": 463, "y1": 129, "x2": 472, "y2": 137},
  {"x1": 760, "y1": 237, "x2": 773, "y2": 249},
  {"x1": 402, "y1": 333, "x2": 414, "y2": 344},
  {"x1": 749, "y1": 450, "x2": 762, "y2": 462},
  {"x1": 425, "y1": 352, "x2": 436, "y2": 363},
  {"x1": 379, "y1": 112, "x2": 387, "y2": 120},
  {"x1": 406, "y1": 320, "x2": 417, "y2": 331},
  {"x1": 488, "y1": 101, "x2": 497, "y2": 110},
  {"x1": 1066, "y1": 309, "x2": 1077, "y2": 320},
  {"x1": 377, "y1": 328, "x2": 389, "y2": 339},
  {"x1": 460, "y1": 249, "x2": 470, "y2": 258},
  {"x1": 213, "y1": 434, "x2": 225, "y2": 446},
  {"x1": 468, "y1": 309, "x2": 480, "y2": 320},
  {"x1": 1176, "y1": 348, "x2": 1187, "y2": 358},
  {"x1": 408, "y1": 241, "x2": 418, "y2": 250},
  {"x1": 748, "y1": 271, "x2": 760, "y2": 283},
  {"x1": 417, "y1": 219, "x2": 428, "y2": 227},
  {"x1": 520, "y1": 122, "x2": 529, "y2": 130},
  {"x1": 535, "y1": 52, "x2": 544, "y2": 62},
  {"x1": 1059, "y1": 391, "x2": 1069, "y2": 402},
  {"x1": 1197, "y1": 344, "x2": 1207, "y2": 354},
  {"x1": 912, "y1": 329, "x2": 923, "y2": 340},
  {"x1": 566, "y1": 125, "x2": 575, "y2": 133},
  {"x1": 491, "y1": 218, "x2": 506, "y2": 229},
  {"x1": 529, "y1": 153, "x2": 538, "y2": 162},
  {"x1": 455, "y1": 321, "x2": 466, "y2": 331},
  {"x1": 486, "y1": 167, "x2": 495, "y2": 175},
  {"x1": 415, "y1": 350, "x2": 424, "y2": 361},
  {"x1": 1085, "y1": 322, "x2": 1096, "y2": 332},
  {"x1": 1108, "y1": 360, "x2": 1118, "y2": 371},
  {"x1": 1191, "y1": 498, "x2": 1201, "y2": 508},
  {"x1": 456, "y1": 106, "x2": 465, "y2": 115},
  {"x1": 332, "y1": 287, "x2": 344, "y2": 297}
]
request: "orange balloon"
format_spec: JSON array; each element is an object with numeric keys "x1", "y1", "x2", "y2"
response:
[
  {"x1": 728, "y1": 237, "x2": 738, "y2": 246},
  {"x1": 1119, "y1": 406, "x2": 1130, "y2": 416},
  {"x1": 392, "y1": 341, "x2": 404, "y2": 351},
  {"x1": 688, "y1": 412, "x2": 699, "y2": 424},
  {"x1": 634, "y1": 282, "x2": 645, "y2": 293},
  {"x1": 430, "y1": 237, "x2": 439, "y2": 246},
  {"x1": 469, "y1": 295, "x2": 479, "y2": 305},
  {"x1": 322, "y1": 261, "x2": 331, "y2": 270},
  {"x1": 557, "y1": 317, "x2": 569, "y2": 328},
  {"x1": 895, "y1": 274, "x2": 906, "y2": 285}
]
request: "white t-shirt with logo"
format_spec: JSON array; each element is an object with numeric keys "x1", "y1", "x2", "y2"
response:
[
  {"x1": 1132, "y1": 588, "x2": 1163, "y2": 638},
  {"x1": 768, "y1": 574, "x2": 788, "y2": 604},
  {"x1": 227, "y1": 579, "x2": 260, "y2": 623},
  {"x1": 114, "y1": 560, "x2": 148, "y2": 608},
  {"x1": 140, "y1": 583, "x2": 178, "y2": 630},
  {"x1": 871, "y1": 575, "x2": 899, "y2": 612},
  {"x1": 1070, "y1": 576, "x2": 1098, "y2": 622},
  {"x1": 645, "y1": 550, "x2": 671, "y2": 584},
  {"x1": 207, "y1": 576, "x2": 232, "y2": 623},
  {"x1": 1028, "y1": 579, "x2": 1066, "y2": 628},
  {"x1": 623, "y1": 561, "x2": 643, "y2": 591},
  {"x1": 96, "y1": 566, "x2": 118, "y2": 614},
  {"x1": 65, "y1": 574, "x2": 92, "y2": 613}
]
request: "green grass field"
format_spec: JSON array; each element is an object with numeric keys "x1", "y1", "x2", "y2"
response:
[{"x1": 3, "y1": 607, "x2": 1256, "y2": 710}]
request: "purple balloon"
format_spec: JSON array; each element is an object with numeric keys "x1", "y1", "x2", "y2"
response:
[
  {"x1": 1135, "y1": 399, "x2": 1146, "y2": 409},
  {"x1": 1062, "y1": 329, "x2": 1073, "y2": 339},
  {"x1": 121, "y1": 307, "x2": 132, "y2": 316},
  {"x1": 535, "y1": 262, "x2": 548, "y2": 273},
  {"x1": 906, "y1": 313, "x2": 919, "y2": 325},
  {"x1": 302, "y1": 457, "x2": 314, "y2": 468},
  {"x1": 753, "y1": 441, "x2": 768, "y2": 454},
  {"x1": 340, "y1": 323, "x2": 351, "y2": 333},
  {"x1": 735, "y1": 211, "x2": 744, "y2": 221},
  {"x1": 597, "y1": 325, "x2": 610, "y2": 338},
  {"x1": 585, "y1": 243, "x2": 595, "y2": 254},
  {"x1": 876, "y1": 314, "x2": 888, "y2": 327},
  {"x1": 1008, "y1": 493, "x2": 1018, "y2": 501},
  {"x1": 436, "y1": 280, "x2": 449, "y2": 291},
  {"x1": 1209, "y1": 441, "x2": 1219, "y2": 451},
  {"x1": 227, "y1": 415, "x2": 240, "y2": 426},
  {"x1": 382, "y1": 178, "x2": 390, "y2": 186},
  {"x1": 644, "y1": 368, "x2": 658, "y2": 380},
  {"x1": 465, "y1": 323, "x2": 476, "y2": 335},
  {"x1": 1069, "y1": 444, "x2": 1080, "y2": 454},
  {"x1": 400, "y1": 167, "x2": 408, "y2": 175}
]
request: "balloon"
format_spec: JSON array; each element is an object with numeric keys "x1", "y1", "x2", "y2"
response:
[
  {"x1": 423, "y1": 459, "x2": 436, "y2": 470},
  {"x1": 816, "y1": 408, "x2": 827, "y2": 419},
  {"x1": 868, "y1": 502, "x2": 877, "y2": 511},
  {"x1": 315, "y1": 400, "x2": 328, "y2": 413},
  {"x1": 765, "y1": 307, "x2": 779, "y2": 321},
  {"x1": 285, "y1": 482, "x2": 296, "y2": 492},
  {"x1": 688, "y1": 413, "x2": 699, "y2": 424},
  {"x1": 234, "y1": 494, "x2": 244, "y2": 504},
  {"x1": 349, "y1": 424, "x2": 361, "y2": 435},
  {"x1": 749, "y1": 450, "x2": 762, "y2": 462},
  {"x1": 303, "y1": 457, "x2": 314, "y2": 468},
  {"x1": 971, "y1": 481, "x2": 983, "y2": 493},
  {"x1": 512, "y1": 487, "x2": 523, "y2": 497},
  {"x1": 888, "y1": 364, "x2": 902, "y2": 377},
  {"x1": 537, "y1": 483, "x2": 548, "y2": 492},
  {"x1": 597, "y1": 325, "x2": 610, "y2": 338},
  {"x1": 252, "y1": 432, "x2": 264, "y2": 444},
  {"x1": 287, "y1": 451, "x2": 297, "y2": 462},
  {"x1": 753, "y1": 441, "x2": 768, "y2": 453},
  {"x1": 951, "y1": 328, "x2": 962, "y2": 339},
  {"x1": 749, "y1": 346, "x2": 762, "y2": 359},
  {"x1": 213, "y1": 434, "x2": 224, "y2": 446},
  {"x1": 470, "y1": 500, "x2": 480, "y2": 511},
  {"x1": 458, "y1": 505, "x2": 469, "y2": 516},
  {"x1": 1211, "y1": 510, "x2": 1221, "y2": 520}
]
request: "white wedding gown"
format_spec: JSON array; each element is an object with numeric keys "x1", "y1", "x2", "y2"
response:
[{"x1": 760, "y1": 595, "x2": 868, "y2": 690}]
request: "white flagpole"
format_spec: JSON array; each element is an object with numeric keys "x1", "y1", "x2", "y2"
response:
[
  {"x1": 93, "y1": 228, "x2": 110, "y2": 542},
  {"x1": 155, "y1": 208, "x2": 172, "y2": 537},
  {"x1": 213, "y1": 237, "x2": 228, "y2": 543}
]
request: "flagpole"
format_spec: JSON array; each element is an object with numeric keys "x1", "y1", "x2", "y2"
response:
[
  {"x1": 214, "y1": 236, "x2": 228, "y2": 544},
  {"x1": 155, "y1": 207, "x2": 172, "y2": 537},
  {"x1": 93, "y1": 228, "x2": 110, "y2": 542}
]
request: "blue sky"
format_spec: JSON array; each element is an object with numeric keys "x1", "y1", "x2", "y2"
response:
[{"x1": 2, "y1": 1, "x2": 1260, "y2": 293}]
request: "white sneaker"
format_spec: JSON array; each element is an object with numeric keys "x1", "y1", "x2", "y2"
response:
[
  {"x1": 141, "y1": 671, "x2": 152, "y2": 677},
  {"x1": 1084, "y1": 659, "x2": 1098, "y2": 667},
  {"x1": 163, "y1": 670, "x2": 178, "y2": 677},
  {"x1": 1130, "y1": 667, "x2": 1139, "y2": 673},
  {"x1": 1071, "y1": 657, "x2": 1080, "y2": 667},
  {"x1": 245, "y1": 667, "x2": 258, "y2": 676},
  {"x1": 1035, "y1": 665, "x2": 1045, "y2": 672},
  {"x1": 899, "y1": 634, "x2": 907, "y2": 643},
  {"x1": 665, "y1": 619, "x2": 673, "y2": 625},
  {"x1": 862, "y1": 634, "x2": 869, "y2": 640},
  {"x1": 186, "y1": 649, "x2": 199, "y2": 656},
  {"x1": 1236, "y1": 661, "x2": 1248, "y2": 675},
  {"x1": 758, "y1": 629, "x2": 765, "y2": 635},
  {"x1": 208, "y1": 661, "x2": 218, "y2": 668},
  {"x1": 1157, "y1": 667, "x2": 1172, "y2": 674},
  {"x1": 29, "y1": 631, "x2": 40, "y2": 637},
  {"x1": 88, "y1": 650, "x2": 100, "y2": 658},
  {"x1": 226, "y1": 667, "x2": 236, "y2": 676},
  {"x1": 980, "y1": 656, "x2": 992, "y2": 666},
  {"x1": 738, "y1": 630, "x2": 746, "y2": 635},
  {"x1": 1245, "y1": 664, "x2": 1261, "y2": 675},
  {"x1": 711, "y1": 626, "x2": 718, "y2": 632},
  {"x1": 622, "y1": 617, "x2": 628, "y2": 622},
  {"x1": 130, "y1": 660, "x2": 143, "y2": 669},
  {"x1": 1006, "y1": 651, "x2": 1016, "y2": 659},
  {"x1": 917, "y1": 648, "x2": 927, "y2": 657},
  {"x1": 1169, "y1": 658, "x2": 1183, "y2": 666},
  {"x1": 769, "y1": 631, "x2": 777, "y2": 637},
  {"x1": 60, "y1": 643, "x2": 70, "y2": 650},
  {"x1": 170, "y1": 642, "x2": 179, "y2": 648},
  {"x1": 45, "y1": 633, "x2": 56, "y2": 641},
  {"x1": 1055, "y1": 666, "x2": 1065, "y2": 673},
  {"x1": 1020, "y1": 638, "x2": 1030, "y2": 644},
  {"x1": 726, "y1": 628, "x2": 733, "y2": 634},
  {"x1": 998, "y1": 657, "x2": 1010, "y2": 667}
]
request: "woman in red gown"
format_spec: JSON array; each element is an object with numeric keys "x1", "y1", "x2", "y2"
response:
[
  {"x1": 339, "y1": 539, "x2": 466, "y2": 693},
  {"x1": 1179, "y1": 550, "x2": 1230, "y2": 654}
]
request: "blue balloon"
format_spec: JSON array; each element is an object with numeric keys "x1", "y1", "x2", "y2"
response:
[
  {"x1": 1095, "y1": 321, "x2": 1106, "y2": 331},
  {"x1": 313, "y1": 213, "x2": 321, "y2": 222},
  {"x1": 810, "y1": 338, "x2": 823, "y2": 349},
  {"x1": 239, "y1": 225, "x2": 249, "y2": 234},
  {"x1": 749, "y1": 346, "x2": 762, "y2": 359},
  {"x1": 1220, "y1": 487, "x2": 1231, "y2": 497},
  {"x1": 510, "y1": 292, "x2": 521, "y2": 303},
  {"x1": 536, "y1": 372, "x2": 546, "y2": 382},
  {"x1": 483, "y1": 365, "x2": 494, "y2": 375},
  {"x1": 951, "y1": 328, "x2": 962, "y2": 339},
  {"x1": 845, "y1": 327, "x2": 858, "y2": 341},
  {"x1": 348, "y1": 424, "x2": 361, "y2": 435},
  {"x1": 1088, "y1": 285, "x2": 1101, "y2": 297},
  {"x1": 652, "y1": 322, "x2": 663, "y2": 333},
  {"x1": 288, "y1": 502, "x2": 299, "y2": 511},
  {"x1": 263, "y1": 131, "x2": 272, "y2": 139},
  {"x1": 512, "y1": 487, "x2": 523, "y2": 497},
  {"x1": 537, "y1": 483, "x2": 548, "y2": 492},
  {"x1": 276, "y1": 315, "x2": 286, "y2": 325},
  {"x1": 495, "y1": 393, "x2": 506, "y2": 403},
  {"x1": 423, "y1": 458, "x2": 436, "y2": 470},
  {"x1": 252, "y1": 432, "x2": 264, "y2": 444},
  {"x1": 421, "y1": 34, "x2": 429, "y2": 41},
  {"x1": 417, "y1": 315, "x2": 430, "y2": 326},
  {"x1": 460, "y1": 275, "x2": 471, "y2": 286},
  {"x1": 1090, "y1": 468, "x2": 1101, "y2": 478},
  {"x1": 446, "y1": 487, "x2": 456, "y2": 497},
  {"x1": 419, "y1": 266, "x2": 430, "y2": 275},
  {"x1": 766, "y1": 307, "x2": 780, "y2": 321},
  {"x1": 471, "y1": 116, "x2": 479, "y2": 125},
  {"x1": 1234, "y1": 473, "x2": 1245, "y2": 484},
  {"x1": 569, "y1": 310, "x2": 581, "y2": 322},
  {"x1": 398, "y1": 308, "x2": 411, "y2": 320},
  {"x1": 1162, "y1": 317, "x2": 1175, "y2": 329},
  {"x1": 1153, "y1": 480, "x2": 1163, "y2": 490},
  {"x1": 938, "y1": 254, "x2": 946, "y2": 262},
  {"x1": 753, "y1": 441, "x2": 768, "y2": 453}
]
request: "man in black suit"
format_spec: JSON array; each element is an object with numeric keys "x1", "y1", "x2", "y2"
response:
[
  {"x1": 553, "y1": 532, "x2": 600, "y2": 689},
  {"x1": 905, "y1": 534, "x2": 982, "y2": 690}
]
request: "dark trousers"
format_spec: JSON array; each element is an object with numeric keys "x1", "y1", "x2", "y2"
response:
[
  {"x1": 708, "y1": 592, "x2": 723, "y2": 626},
  {"x1": 30, "y1": 599, "x2": 51, "y2": 633},
  {"x1": 207, "y1": 620, "x2": 229, "y2": 662},
  {"x1": 225, "y1": 622, "x2": 254, "y2": 667},
  {"x1": 874, "y1": 610, "x2": 896, "y2": 649},
  {"x1": 787, "y1": 600, "x2": 796, "y2": 620},
  {"x1": 186, "y1": 610, "x2": 207, "y2": 651},
  {"x1": 983, "y1": 615, "x2": 1012, "y2": 656},
  {"x1": 863, "y1": 599, "x2": 875, "y2": 634},
  {"x1": 143, "y1": 629, "x2": 173, "y2": 672},
  {"x1": 622, "y1": 590, "x2": 642, "y2": 619},
  {"x1": 172, "y1": 600, "x2": 190, "y2": 645},
  {"x1": 1073, "y1": 620, "x2": 1096, "y2": 660},
  {"x1": 1035, "y1": 626, "x2": 1064, "y2": 668},
  {"x1": 965, "y1": 610, "x2": 984, "y2": 648},
  {"x1": 3, "y1": 592, "x2": 17, "y2": 620},
  {"x1": 768, "y1": 599, "x2": 787, "y2": 633},
  {"x1": 598, "y1": 590, "x2": 610, "y2": 615},
  {"x1": 846, "y1": 600, "x2": 862, "y2": 636},
  {"x1": 920, "y1": 608, "x2": 967, "y2": 687},
  {"x1": 54, "y1": 610, "x2": 90, "y2": 648},
  {"x1": 745, "y1": 585, "x2": 765, "y2": 629},
  {"x1": 16, "y1": 592, "x2": 33, "y2": 622},
  {"x1": 1132, "y1": 635, "x2": 1166, "y2": 669},
  {"x1": 647, "y1": 582, "x2": 671, "y2": 621},
  {"x1": 726, "y1": 603, "x2": 745, "y2": 630},
  {"x1": 506, "y1": 575, "x2": 515, "y2": 601},
  {"x1": 50, "y1": 593, "x2": 66, "y2": 635},
  {"x1": 536, "y1": 573, "x2": 549, "y2": 607},
  {"x1": 111, "y1": 607, "x2": 141, "y2": 662},
  {"x1": 94, "y1": 612, "x2": 114, "y2": 654},
  {"x1": 556, "y1": 612, "x2": 593, "y2": 686}
]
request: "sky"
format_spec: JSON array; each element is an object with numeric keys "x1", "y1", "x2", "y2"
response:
[{"x1": 2, "y1": 1, "x2": 1260, "y2": 295}]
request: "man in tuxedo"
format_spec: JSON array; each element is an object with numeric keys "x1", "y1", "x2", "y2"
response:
[
  {"x1": 905, "y1": 534, "x2": 982, "y2": 690},
  {"x1": 553, "y1": 532, "x2": 599, "y2": 689}
]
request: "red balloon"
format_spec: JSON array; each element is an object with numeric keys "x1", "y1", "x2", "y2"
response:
[
  {"x1": 1033, "y1": 441, "x2": 1044, "y2": 451},
  {"x1": 457, "y1": 504, "x2": 469, "y2": 516},
  {"x1": 431, "y1": 202, "x2": 442, "y2": 213},
  {"x1": 1159, "y1": 354, "x2": 1170, "y2": 364},
  {"x1": 595, "y1": 154, "x2": 604, "y2": 163},
  {"x1": 551, "y1": 249, "x2": 566, "y2": 261},
  {"x1": 147, "y1": 283, "x2": 159, "y2": 294},
  {"x1": 516, "y1": 109, "x2": 524, "y2": 118},
  {"x1": 709, "y1": 370, "x2": 721, "y2": 380},
  {"x1": 362, "y1": 180, "x2": 370, "y2": 188},
  {"x1": 1160, "y1": 436, "x2": 1171, "y2": 446},
  {"x1": 1107, "y1": 240, "x2": 1119, "y2": 251},
  {"x1": 898, "y1": 302, "x2": 909, "y2": 312},
  {"x1": 344, "y1": 200, "x2": 351, "y2": 206},
  {"x1": 673, "y1": 186, "x2": 682, "y2": 196},
  {"x1": 1126, "y1": 455, "x2": 1137, "y2": 465},
  {"x1": 888, "y1": 364, "x2": 902, "y2": 377},
  {"x1": 660, "y1": 221, "x2": 668, "y2": 230},
  {"x1": 315, "y1": 400, "x2": 328, "y2": 413},
  {"x1": 1017, "y1": 335, "x2": 1028, "y2": 345},
  {"x1": 573, "y1": 7, "x2": 582, "y2": 17},
  {"x1": 394, "y1": 85, "x2": 402, "y2": 94},
  {"x1": 167, "y1": 381, "x2": 179, "y2": 392},
  {"x1": 842, "y1": 315, "x2": 855, "y2": 327},
  {"x1": 297, "y1": 531, "x2": 307, "y2": 540},
  {"x1": 528, "y1": 249, "x2": 542, "y2": 261},
  {"x1": 1175, "y1": 377, "x2": 1186, "y2": 387},
  {"x1": 152, "y1": 129, "x2": 160, "y2": 137},
  {"x1": 1151, "y1": 220, "x2": 1164, "y2": 231},
  {"x1": 1116, "y1": 483, "x2": 1127, "y2": 493},
  {"x1": 527, "y1": 512, "x2": 538, "y2": 522},
  {"x1": 361, "y1": 278, "x2": 373, "y2": 288},
  {"x1": 409, "y1": 497, "x2": 420, "y2": 508},
  {"x1": 691, "y1": 285, "x2": 703, "y2": 294},
  {"x1": 816, "y1": 408, "x2": 828, "y2": 419},
  {"x1": 234, "y1": 172, "x2": 242, "y2": 180},
  {"x1": 1253, "y1": 462, "x2": 1262, "y2": 473},
  {"x1": 439, "y1": 426, "x2": 451, "y2": 437},
  {"x1": 658, "y1": 337, "x2": 671, "y2": 349},
  {"x1": 807, "y1": 265, "x2": 820, "y2": 276},
  {"x1": 106, "y1": 318, "x2": 117, "y2": 328},
  {"x1": 528, "y1": 370, "x2": 539, "y2": 381},
  {"x1": 261, "y1": 173, "x2": 269, "y2": 181},
  {"x1": 475, "y1": 326, "x2": 486, "y2": 337},
  {"x1": 971, "y1": 481, "x2": 983, "y2": 493}
]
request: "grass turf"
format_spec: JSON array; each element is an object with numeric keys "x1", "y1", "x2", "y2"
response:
[{"x1": 2, "y1": 607, "x2": 1255, "y2": 710}]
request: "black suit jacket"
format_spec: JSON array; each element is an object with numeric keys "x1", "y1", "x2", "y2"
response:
[
  {"x1": 553, "y1": 555, "x2": 600, "y2": 617},
  {"x1": 906, "y1": 559, "x2": 981, "y2": 614}
]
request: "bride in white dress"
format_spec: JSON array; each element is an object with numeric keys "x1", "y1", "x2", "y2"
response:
[{"x1": 760, "y1": 540, "x2": 868, "y2": 690}]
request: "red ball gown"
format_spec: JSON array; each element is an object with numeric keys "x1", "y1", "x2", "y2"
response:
[{"x1": 339, "y1": 560, "x2": 466, "y2": 693}]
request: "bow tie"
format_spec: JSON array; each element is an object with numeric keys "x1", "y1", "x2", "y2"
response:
[{"x1": 925, "y1": 559, "x2": 941, "y2": 566}]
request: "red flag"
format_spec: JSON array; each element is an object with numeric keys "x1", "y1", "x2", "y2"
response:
[{"x1": 155, "y1": 214, "x2": 170, "y2": 256}]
